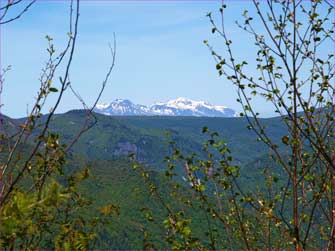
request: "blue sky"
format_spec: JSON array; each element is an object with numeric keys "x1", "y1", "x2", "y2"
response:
[{"x1": 2, "y1": 1, "x2": 332, "y2": 118}]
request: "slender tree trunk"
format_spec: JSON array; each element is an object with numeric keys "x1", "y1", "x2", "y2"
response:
[{"x1": 292, "y1": 1, "x2": 301, "y2": 250}]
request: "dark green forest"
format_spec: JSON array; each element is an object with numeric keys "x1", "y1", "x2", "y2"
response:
[
  {"x1": 1, "y1": 109, "x2": 331, "y2": 249},
  {"x1": 1, "y1": 111, "x2": 286, "y2": 249}
]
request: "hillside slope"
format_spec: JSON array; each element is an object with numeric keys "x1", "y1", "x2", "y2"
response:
[{"x1": 8, "y1": 110, "x2": 287, "y2": 169}]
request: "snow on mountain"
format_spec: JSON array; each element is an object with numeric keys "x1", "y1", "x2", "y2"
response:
[
  {"x1": 95, "y1": 99, "x2": 149, "y2": 116},
  {"x1": 94, "y1": 98, "x2": 236, "y2": 117}
]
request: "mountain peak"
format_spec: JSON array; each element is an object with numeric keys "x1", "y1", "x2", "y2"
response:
[
  {"x1": 95, "y1": 98, "x2": 236, "y2": 117},
  {"x1": 174, "y1": 97, "x2": 192, "y2": 102}
]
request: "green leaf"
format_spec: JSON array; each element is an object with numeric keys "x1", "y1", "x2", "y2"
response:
[
  {"x1": 281, "y1": 135, "x2": 289, "y2": 145},
  {"x1": 202, "y1": 126, "x2": 209, "y2": 133}
]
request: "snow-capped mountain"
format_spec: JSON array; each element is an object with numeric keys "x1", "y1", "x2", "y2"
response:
[
  {"x1": 95, "y1": 98, "x2": 236, "y2": 117},
  {"x1": 95, "y1": 99, "x2": 149, "y2": 116}
]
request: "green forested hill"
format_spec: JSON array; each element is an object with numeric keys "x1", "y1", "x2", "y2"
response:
[
  {"x1": 4, "y1": 111, "x2": 291, "y2": 249},
  {"x1": 75, "y1": 158, "x2": 217, "y2": 249},
  {"x1": 18, "y1": 110, "x2": 287, "y2": 169}
]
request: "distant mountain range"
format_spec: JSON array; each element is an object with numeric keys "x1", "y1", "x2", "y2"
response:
[{"x1": 94, "y1": 97, "x2": 236, "y2": 117}]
